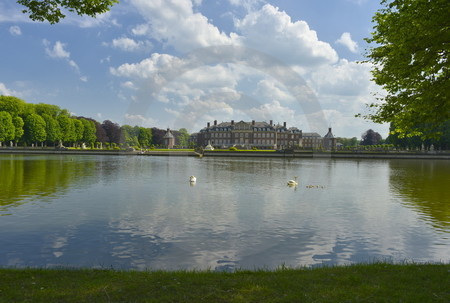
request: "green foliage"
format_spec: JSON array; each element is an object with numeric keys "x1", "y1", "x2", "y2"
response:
[
  {"x1": 35, "y1": 103, "x2": 64, "y2": 117},
  {"x1": 0, "y1": 111, "x2": 15, "y2": 143},
  {"x1": 0, "y1": 96, "x2": 26, "y2": 116},
  {"x1": 41, "y1": 114, "x2": 62, "y2": 145},
  {"x1": 17, "y1": 0, "x2": 119, "y2": 24},
  {"x1": 337, "y1": 137, "x2": 359, "y2": 147},
  {"x1": 80, "y1": 119, "x2": 97, "y2": 144},
  {"x1": 24, "y1": 113, "x2": 46, "y2": 143},
  {"x1": 138, "y1": 127, "x2": 152, "y2": 147},
  {"x1": 177, "y1": 128, "x2": 190, "y2": 147},
  {"x1": 229, "y1": 146, "x2": 237, "y2": 151},
  {"x1": 57, "y1": 115, "x2": 75, "y2": 144},
  {"x1": 72, "y1": 119, "x2": 84, "y2": 144},
  {"x1": 363, "y1": 0, "x2": 450, "y2": 139},
  {"x1": 12, "y1": 116, "x2": 24, "y2": 143}
]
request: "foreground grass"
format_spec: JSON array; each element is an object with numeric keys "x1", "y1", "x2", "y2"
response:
[{"x1": 1, "y1": 264, "x2": 448, "y2": 303}]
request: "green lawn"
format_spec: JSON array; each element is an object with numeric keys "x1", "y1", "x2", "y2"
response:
[{"x1": 1, "y1": 263, "x2": 448, "y2": 302}]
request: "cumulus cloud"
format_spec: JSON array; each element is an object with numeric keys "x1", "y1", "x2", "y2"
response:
[
  {"x1": 309, "y1": 59, "x2": 373, "y2": 96},
  {"x1": 130, "y1": 0, "x2": 233, "y2": 51},
  {"x1": 235, "y1": 4, "x2": 338, "y2": 66},
  {"x1": 336, "y1": 32, "x2": 359, "y2": 53},
  {"x1": 0, "y1": 83, "x2": 18, "y2": 96},
  {"x1": 109, "y1": 1, "x2": 386, "y2": 137},
  {"x1": 111, "y1": 37, "x2": 153, "y2": 52},
  {"x1": 9, "y1": 25, "x2": 21, "y2": 36}
]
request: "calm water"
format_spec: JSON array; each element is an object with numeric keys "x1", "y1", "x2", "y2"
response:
[{"x1": 0, "y1": 154, "x2": 448, "y2": 271}]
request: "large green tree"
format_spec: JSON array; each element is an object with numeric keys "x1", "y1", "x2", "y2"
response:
[
  {"x1": 12, "y1": 116, "x2": 24, "y2": 145},
  {"x1": 18, "y1": 0, "x2": 119, "y2": 24},
  {"x1": 0, "y1": 111, "x2": 15, "y2": 146},
  {"x1": 0, "y1": 96, "x2": 26, "y2": 116},
  {"x1": 80, "y1": 118, "x2": 97, "y2": 145},
  {"x1": 42, "y1": 114, "x2": 62, "y2": 146},
  {"x1": 57, "y1": 115, "x2": 75, "y2": 145},
  {"x1": 24, "y1": 113, "x2": 47, "y2": 144},
  {"x1": 363, "y1": 0, "x2": 450, "y2": 139}
]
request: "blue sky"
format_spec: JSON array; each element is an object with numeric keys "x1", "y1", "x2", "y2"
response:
[{"x1": 0, "y1": 0, "x2": 389, "y2": 138}]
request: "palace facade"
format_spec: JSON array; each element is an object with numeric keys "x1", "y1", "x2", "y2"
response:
[
  {"x1": 193, "y1": 120, "x2": 337, "y2": 150},
  {"x1": 196, "y1": 120, "x2": 302, "y2": 149}
]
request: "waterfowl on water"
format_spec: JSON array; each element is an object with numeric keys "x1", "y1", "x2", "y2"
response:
[
  {"x1": 287, "y1": 176, "x2": 298, "y2": 186},
  {"x1": 189, "y1": 176, "x2": 197, "y2": 182}
]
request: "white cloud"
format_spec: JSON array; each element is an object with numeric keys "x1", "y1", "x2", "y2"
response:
[
  {"x1": 336, "y1": 32, "x2": 358, "y2": 53},
  {"x1": 9, "y1": 25, "x2": 21, "y2": 36},
  {"x1": 124, "y1": 113, "x2": 157, "y2": 127},
  {"x1": 235, "y1": 4, "x2": 338, "y2": 66},
  {"x1": 228, "y1": 0, "x2": 265, "y2": 12},
  {"x1": 111, "y1": 37, "x2": 153, "y2": 52},
  {"x1": 44, "y1": 40, "x2": 71, "y2": 59},
  {"x1": 309, "y1": 59, "x2": 373, "y2": 97},
  {"x1": 0, "y1": 83, "x2": 19, "y2": 96},
  {"x1": 130, "y1": 0, "x2": 233, "y2": 51}
]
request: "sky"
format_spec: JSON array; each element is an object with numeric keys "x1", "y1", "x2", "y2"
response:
[{"x1": 0, "y1": 0, "x2": 389, "y2": 138}]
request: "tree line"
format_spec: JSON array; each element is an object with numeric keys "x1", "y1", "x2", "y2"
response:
[{"x1": 0, "y1": 96, "x2": 191, "y2": 149}]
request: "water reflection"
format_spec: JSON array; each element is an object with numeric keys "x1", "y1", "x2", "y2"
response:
[
  {"x1": 389, "y1": 160, "x2": 450, "y2": 231},
  {"x1": 0, "y1": 156, "x2": 448, "y2": 270}
]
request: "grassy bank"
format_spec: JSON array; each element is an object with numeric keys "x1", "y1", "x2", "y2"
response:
[{"x1": 1, "y1": 263, "x2": 449, "y2": 302}]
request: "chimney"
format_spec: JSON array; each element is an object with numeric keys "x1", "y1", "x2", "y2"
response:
[
  {"x1": 231, "y1": 120, "x2": 234, "y2": 125},
  {"x1": 207, "y1": 122, "x2": 210, "y2": 128},
  {"x1": 252, "y1": 120, "x2": 255, "y2": 125},
  {"x1": 214, "y1": 120, "x2": 217, "y2": 126},
  {"x1": 270, "y1": 120, "x2": 273, "y2": 126},
  {"x1": 283, "y1": 122, "x2": 287, "y2": 128}
]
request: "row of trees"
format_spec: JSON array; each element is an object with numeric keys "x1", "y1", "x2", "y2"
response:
[
  {"x1": 0, "y1": 96, "x2": 190, "y2": 149},
  {"x1": 0, "y1": 96, "x2": 97, "y2": 147}
]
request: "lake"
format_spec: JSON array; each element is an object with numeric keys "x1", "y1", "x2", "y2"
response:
[{"x1": 0, "y1": 154, "x2": 448, "y2": 271}]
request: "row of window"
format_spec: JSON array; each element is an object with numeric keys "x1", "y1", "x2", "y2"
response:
[{"x1": 206, "y1": 132, "x2": 300, "y2": 139}]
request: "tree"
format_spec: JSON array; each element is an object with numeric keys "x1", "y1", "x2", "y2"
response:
[
  {"x1": 57, "y1": 115, "x2": 75, "y2": 145},
  {"x1": 18, "y1": 0, "x2": 119, "y2": 24},
  {"x1": 138, "y1": 127, "x2": 152, "y2": 147},
  {"x1": 363, "y1": 0, "x2": 450, "y2": 139},
  {"x1": 12, "y1": 116, "x2": 24, "y2": 145},
  {"x1": 0, "y1": 96, "x2": 26, "y2": 116},
  {"x1": 35, "y1": 103, "x2": 64, "y2": 117},
  {"x1": 72, "y1": 119, "x2": 84, "y2": 146},
  {"x1": 101, "y1": 120, "x2": 122, "y2": 144},
  {"x1": 24, "y1": 113, "x2": 46, "y2": 145},
  {"x1": 42, "y1": 114, "x2": 61, "y2": 146},
  {"x1": 0, "y1": 111, "x2": 15, "y2": 146},
  {"x1": 176, "y1": 128, "x2": 190, "y2": 147},
  {"x1": 361, "y1": 129, "x2": 382, "y2": 145},
  {"x1": 80, "y1": 118, "x2": 97, "y2": 145}
]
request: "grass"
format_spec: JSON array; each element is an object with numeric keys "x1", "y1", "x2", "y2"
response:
[{"x1": 1, "y1": 263, "x2": 449, "y2": 302}]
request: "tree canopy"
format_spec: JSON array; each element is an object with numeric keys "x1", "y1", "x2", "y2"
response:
[
  {"x1": 363, "y1": 0, "x2": 450, "y2": 139},
  {"x1": 17, "y1": 0, "x2": 119, "y2": 24},
  {"x1": 361, "y1": 129, "x2": 383, "y2": 146}
]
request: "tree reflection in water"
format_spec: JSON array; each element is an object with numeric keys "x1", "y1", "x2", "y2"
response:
[
  {"x1": 0, "y1": 154, "x2": 99, "y2": 214},
  {"x1": 389, "y1": 160, "x2": 450, "y2": 232}
]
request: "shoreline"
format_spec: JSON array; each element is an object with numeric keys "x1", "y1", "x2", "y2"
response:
[{"x1": 1, "y1": 148, "x2": 449, "y2": 159}]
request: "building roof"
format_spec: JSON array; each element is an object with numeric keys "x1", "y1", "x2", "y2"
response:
[
  {"x1": 303, "y1": 132, "x2": 322, "y2": 138},
  {"x1": 163, "y1": 129, "x2": 174, "y2": 139},
  {"x1": 324, "y1": 128, "x2": 335, "y2": 138},
  {"x1": 200, "y1": 120, "x2": 301, "y2": 133}
]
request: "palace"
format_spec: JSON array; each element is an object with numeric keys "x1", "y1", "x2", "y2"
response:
[{"x1": 192, "y1": 120, "x2": 336, "y2": 150}]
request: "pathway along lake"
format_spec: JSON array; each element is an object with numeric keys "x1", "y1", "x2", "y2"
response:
[{"x1": 0, "y1": 154, "x2": 448, "y2": 270}]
